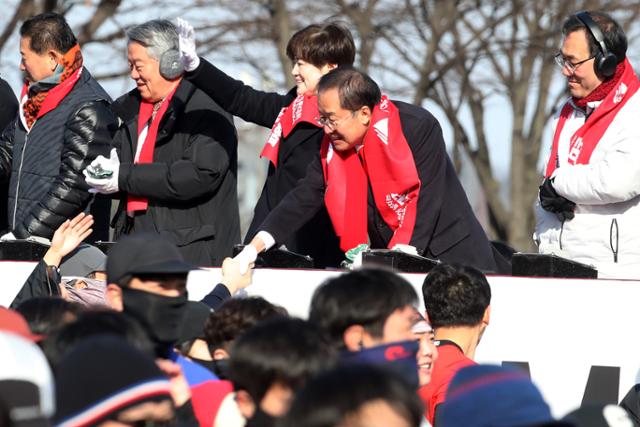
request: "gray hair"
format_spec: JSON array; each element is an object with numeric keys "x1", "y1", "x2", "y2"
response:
[{"x1": 126, "y1": 19, "x2": 178, "y2": 60}]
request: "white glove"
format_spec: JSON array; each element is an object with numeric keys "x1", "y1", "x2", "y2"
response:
[
  {"x1": 0, "y1": 231, "x2": 16, "y2": 241},
  {"x1": 84, "y1": 148, "x2": 120, "y2": 194},
  {"x1": 176, "y1": 17, "x2": 200, "y2": 72},
  {"x1": 233, "y1": 245, "x2": 258, "y2": 275}
]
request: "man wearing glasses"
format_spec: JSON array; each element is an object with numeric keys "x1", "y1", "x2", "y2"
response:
[
  {"x1": 534, "y1": 11, "x2": 640, "y2": 278},
  {"x1": 237, "y1": 67, "x2": 500, "y2": 273}
]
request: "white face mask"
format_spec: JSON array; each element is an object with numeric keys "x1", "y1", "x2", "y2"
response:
[{"x1": 62, "y1": 277, "x2": 108, "y2": 307}]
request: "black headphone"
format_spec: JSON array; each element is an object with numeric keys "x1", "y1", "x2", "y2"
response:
[
  {"x1": 575, "y1": 11, "x2": 617, "y2": 78},
  {"x1": 159, "y1": 46, "x2": 183, "y2": 80}
]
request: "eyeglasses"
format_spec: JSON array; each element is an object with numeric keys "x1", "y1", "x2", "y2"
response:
[
  {"x1": 554, "y1": 53, "x2": 595, "y2": 74},
  {"x1": 315, "y1": 112, "x2": 356, "y2": 131}
]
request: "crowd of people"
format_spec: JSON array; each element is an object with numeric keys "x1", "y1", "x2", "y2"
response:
[{"x1": 1, "y1": 6, "x2": 640, "y2": 427}]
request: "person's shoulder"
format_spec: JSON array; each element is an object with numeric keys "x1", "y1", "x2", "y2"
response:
[{"x1": 392, "y1": 100, "x2": 439, "y2": 128}]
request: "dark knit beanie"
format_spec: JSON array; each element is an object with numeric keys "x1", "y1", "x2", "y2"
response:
[
  {"x1": 439, "y1": 364, "x2": 567, "y2": 427},
  {"x1": 53, "y1": 335, "x2": 172, "y2": 427}
]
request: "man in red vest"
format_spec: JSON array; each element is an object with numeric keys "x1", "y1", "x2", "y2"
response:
[{"x1": 239, "y1": 67, "x2": 498, "y2": 273}]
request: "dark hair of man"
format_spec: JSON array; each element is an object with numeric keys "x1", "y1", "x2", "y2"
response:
[
  {"x1": 15, "y1": 297, "x2": 83, "y2": 338},
  {"x1": 422, "y1": 263, "x2": 491, "y2": 329},
  {"x1": 280, "y1": 363, "x2": 424, "y2": 427},
  {"x1": 19, "y1": 12, "x2": 77, "y2": 54},
  {"x1": 562, "y1": 11, "x2": 627, "y2": 63},
  {"x1": 228, "y1": 317, "x2": 336, "y2": 403},
  {"x1": 203, "y1": 296, "x2": 286, "y2": 352},
  {"x1": 309, "y1": 268, "x2": 418, "y2": 349},
  {"x1": 286, "y1": 22, "x2": 356, "y2": 68},
  {"x1": 43, "y1": 309, "x2": 154, "y2": 368},
  {"x1": 317, "y1": 67, "x2": 382, "y2": 111}
]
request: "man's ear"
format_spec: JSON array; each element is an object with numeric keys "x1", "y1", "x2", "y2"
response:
[
  {"x1": 48, "y1": 50, "x2": 61, "y2": 71},
  {"x1": 212, "y1": 348, "x2": 229, "y2": 360},
  {"x1": 235, "y1": 389, "x2": 256, "y2": 420},
  {"x1": 343, "y1": 324, "x2": 365, "y2": 351},
  {"x1": 357, "y1": 106, "x2": 372, "y2": 126},
  {"x1": 482, "y1": 305, "x2": 491, "y2": 326},
  {"x1": 106, "y1": 283, "x2": 123, "y2": 311}
]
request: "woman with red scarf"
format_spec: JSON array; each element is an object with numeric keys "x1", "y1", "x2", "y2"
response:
[
  {"x1": 178, "y1": 20, "x2": 355, "y2": 268},
  {"x1": 535, "y1": 11, "x2": 640, "y2": 279}
]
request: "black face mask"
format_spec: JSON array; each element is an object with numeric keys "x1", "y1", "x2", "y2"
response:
[
  {"x1": 211, "y1": 358, "x2": 230, "y2": 380},
  {"x1": 122, "y1": 287, "x2": 188, "y2": 357},
  {"x1": 245, "y1": 406, "x2": 277, "y2": 427},
  {"x1": 192, "y1": 357, "x2": 219, "y2": 376}
]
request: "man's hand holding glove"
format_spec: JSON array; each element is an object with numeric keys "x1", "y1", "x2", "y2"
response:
[
  {"x1": 176, "y1": 17, "x2": 200, "y2": 72},
  {"x1": 84, "y1": 148, "x2": 120, "y2": 194},
  {"x1": 539, "y1": 177, "x2": 576, "y2": 221}
]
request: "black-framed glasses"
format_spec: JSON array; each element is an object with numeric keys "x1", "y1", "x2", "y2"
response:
[{"x1": 554, "y1": 53, "x2": 595, "y2": 74}]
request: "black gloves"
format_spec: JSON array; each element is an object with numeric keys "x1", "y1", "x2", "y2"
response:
[{"x1": 539, "y1": 177, "x2": 576, "y2": 221}]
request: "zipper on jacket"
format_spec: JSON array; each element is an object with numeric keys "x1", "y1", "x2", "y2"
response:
[
  {"x1": 559, "y1": 219, "x2": 565, "y2": 251},
  {"x1": 610, "y1": 218, "x2": 619, "y2": 263},
  {"x1": 12, "y1": 132, "x2": 29, "y2": 230}
]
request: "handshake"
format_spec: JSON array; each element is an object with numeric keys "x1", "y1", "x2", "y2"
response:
[{"x1": 539, "y1": 177, "x2": 576, "y2": 221}]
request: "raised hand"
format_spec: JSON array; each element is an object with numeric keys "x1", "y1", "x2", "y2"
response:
[
  {"x1": 44, "y1": 212, "x2": 94, "y2": 267},
  {"x1": 176, "y1": 17, "x2": 200, "y2": 72}
]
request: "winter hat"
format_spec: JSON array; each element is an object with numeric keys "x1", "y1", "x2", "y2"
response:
[
  {"x1": 107, "y1": 233, "x2": 195, "y2": 285},
  {"x1": 54, "y1": 335, "x2": 172, "y2": 427},
  {"x1": 562, "y1": 404, "x2": 634, "y2": 427},
  {"x1": 0, "y1": 307, "x2": 43, "y2": 342},
  {"x1": 60, "y1": 244, "x2": 106, "y2": 278},
  {"x1": 439, "y1": 364, "x2": 563, "y2": 427},
  {"x1": 0, "y1": 332, "x2": 55, "y2": 427}
]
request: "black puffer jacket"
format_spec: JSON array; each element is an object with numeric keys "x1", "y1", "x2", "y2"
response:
[{"x1": 0, "y1": 69, "x2": 118, "y2": 240}]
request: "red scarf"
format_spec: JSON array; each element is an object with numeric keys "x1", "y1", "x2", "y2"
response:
[
  {"x1": 260, "y1": 94, "x2": 320, "y2": 166},
  {"x1": 321, "y1": 96, "x2": 421, "y2": 251},
  {"x1": 127, "y1": 85, "x2": 179, "y2": 212},
  {"x1": 546, "y1": 58, "x2": 639, "y2": 177},
  {"x1": 21, "y1": 44, "x2": 83, "y2": 129}
]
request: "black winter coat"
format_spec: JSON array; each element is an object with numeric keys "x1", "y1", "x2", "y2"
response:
[
  {"x1": 260, "y1": 101, "x2": 500, "y2": 273},
  {"x1": 0, "y1": 69, "x2": 117, "y2": 240},
  {"x1": 186, "y1": 59, "x2": 343, "y2": 268},
  {"x1": 0, "y1": 77, "x2": 18, "y2": 232},
  {"x1": 110, "y1": 79, "x2": 240, "y2": 266}
]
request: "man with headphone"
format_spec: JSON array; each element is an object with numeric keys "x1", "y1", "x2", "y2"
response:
[
  {"x1": 84, "y1": 19, "x2": 240, "y2": 266},
  {"x1": 534, "y1": 11, "x2": 640, "y2": 278}
]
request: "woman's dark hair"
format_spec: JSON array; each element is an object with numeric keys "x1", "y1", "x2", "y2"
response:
[
  {"x1": 286, "y1": 22, "x2": 355, "y2": 67},
  {"x1": 279, "y1": 364, "x2": 424, "y2": 427},
  {"x1": 20, "y1": 12, "x2": 77, "y2": 54}
]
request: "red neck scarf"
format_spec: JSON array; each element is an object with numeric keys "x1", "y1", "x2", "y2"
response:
[
  {"x1": 21, "y1": 44, "x2": 83, "y2": 129},
  {"x1": 573, "y1": 61, "x2": 625, "y2": 108},
  {"x1": 260, "y1": 94, "x2": 320, "y2": 166},
  {"x1": 127, "y1": 84, "x2": 179, "y2": 212},
  {"x1": 546, "y1": 58, "x2": 640, "y2": 177},
  {"x1": 321, "y1": 96, "x2": 421, "y2": 251}
]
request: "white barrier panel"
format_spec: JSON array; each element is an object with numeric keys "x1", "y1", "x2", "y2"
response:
[
  {"x1": 187, "y1": 268, "x2": 640, "y2": 418},
  {"x1": 2, "y1": 263, "x2": 640, "y2": 417}
]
